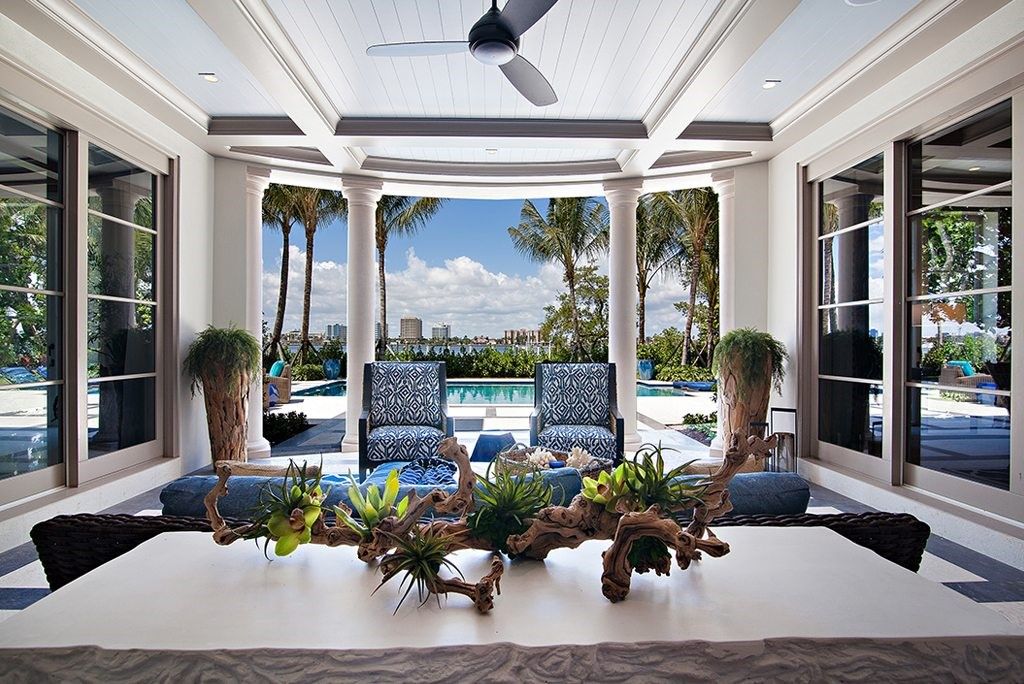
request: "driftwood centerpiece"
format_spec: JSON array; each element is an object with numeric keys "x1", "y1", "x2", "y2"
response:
[{"x1": 204, "y1": 433, "x2": 774, "y2": 611}]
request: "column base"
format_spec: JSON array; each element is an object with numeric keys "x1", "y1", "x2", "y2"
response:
[
  {"x1": 341, "y1": 431, "x2": 359, "y2": 449},
  {"x1": 247, "y1": 437, "x2": 272, "y2": 460},
  {"x1": 708, "y1": 435, "x2": 724, "y2": 458},
  {"x1": 623, "y1": 431, "x2": 643, "y2": 450}
]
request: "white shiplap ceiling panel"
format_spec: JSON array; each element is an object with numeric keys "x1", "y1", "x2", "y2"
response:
[
  {"x1": 71, "y1": 0, "x2": 285, "y2": 117},
  {"x1": 265, "y1": 0, "x2": 725, "y2": 120},
  {"x1": 697, "y1": 0, "x2": 920, "y2": 123},
  {"x1": 363, "y1": 147, "x2": 620, "y2": 163}
]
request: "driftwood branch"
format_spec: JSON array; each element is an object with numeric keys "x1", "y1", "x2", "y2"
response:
[
  {"x1": 432, "y1": 556, "x2": 505, "y2": 614},
  {"x1": 687, "y1": 433, "x2": 776, "y2": 539}
]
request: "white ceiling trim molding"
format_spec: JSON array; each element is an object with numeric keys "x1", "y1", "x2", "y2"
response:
[
  {"x1": 336, "y1": 118, "x2": 648, "y2": 141},
  {"x1": 770, "y1": 0, "x2": 964, "y2": 138},
  {"x1": 27, "y1": 0, "x2": 209, "y2": 131},
  {"x1": 651, "y1": 150, "x2": 752, "y2": 170},
  {"x1": 360, "y1": 156, "x2": 620, "y2": 178},
  {"x1": 619, "y1": 0, "x2": 800, "y2": 175}
]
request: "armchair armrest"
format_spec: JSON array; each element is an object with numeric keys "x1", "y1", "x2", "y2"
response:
[
  {"x1": 610, "y1": 407, "x2": 625, "y2": 463},
  {"x1": 358, "y1": 409, "x2": 371, "y2": 479},
  {"x1": 444, "y1": 414, "x2": 454, "y2": 438},
  {"x1": 530, "y1": 407, "x2": 542, "y2": 447}
]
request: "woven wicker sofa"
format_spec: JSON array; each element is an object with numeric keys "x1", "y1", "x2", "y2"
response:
[{"x1": 30, "y1": 509, "x2": 930, "y2": 592}]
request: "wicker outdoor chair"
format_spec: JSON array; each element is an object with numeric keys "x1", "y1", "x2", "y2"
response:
[{"x1": 714, "y1": 511, "x2": 931, "y2": 572}]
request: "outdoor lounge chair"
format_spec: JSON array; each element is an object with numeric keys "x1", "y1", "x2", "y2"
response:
[
  {"x1": 358, "y1": 361, "x2": 454, "y2": 478},
  {"x1": 530, "y1": 362, "x2": 624, "y2": 463},
  {"x1": 938, "y1": 363, "x2": 995, "y2": 390},
  {"x1": 264, "y1": 361, "x2": 292, "y2": 404}
]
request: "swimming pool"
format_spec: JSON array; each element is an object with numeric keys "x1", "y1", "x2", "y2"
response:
[{"x1": 294, "y1": 381, "x2": 686, "y2": 404}]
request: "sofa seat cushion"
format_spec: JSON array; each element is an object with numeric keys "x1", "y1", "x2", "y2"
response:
[
  {"x1": 538, "y1": 424, "x2": 617, "y2": 461},
  {"x1": 366, "y1": 425, "x2": 444, "y2": 463},
  {"x1": 398, "y1": 457, "x2": 457, "y2": 486}
]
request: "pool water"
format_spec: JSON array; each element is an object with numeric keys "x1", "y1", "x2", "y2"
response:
[{"x1": 294, "y1": 381, "x2": 685, "y2": 404}]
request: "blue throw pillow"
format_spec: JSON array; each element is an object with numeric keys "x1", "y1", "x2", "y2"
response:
[
  {"x1": 471, "y1": 432, "x2": 516, "y2": 462},
  {"x1": 948, "y1": 360, "x2": 975, "y2": 377},
  {"x1": 269, "y1": 360, "x2": 285, "y2": 377}
]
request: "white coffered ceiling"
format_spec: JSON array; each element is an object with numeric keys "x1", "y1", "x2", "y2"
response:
[{"x1": 18, "y1": 0, "x2": 976, "y2": 193}]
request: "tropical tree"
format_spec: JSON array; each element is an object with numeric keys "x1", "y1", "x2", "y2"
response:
[
  {"x1": 508, "y1": 197, "x2": 609, "y2": 360},
  {"x1": 292, "y1": 188, "x2": 346, "y2": 365},
  {"x1": 635, "y1": 192, "x2": 686, "y2": 342},
  {"x1": 541, "y1": 265, "x2": 609, "y2": 361},
  {"x1": 677, "y1": 188, "x2": 718, "y2": 365},
  {"x1": 374, "y1": 196, "x2": 445, "y2": 356},
  {"x1": 262, "y1": 184, "x2": 300, "y2": 361}
]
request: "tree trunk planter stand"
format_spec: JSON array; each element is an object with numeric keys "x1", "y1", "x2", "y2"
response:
[{"x1": 204, "y1": 434, "x2": 775, "y2": 612}]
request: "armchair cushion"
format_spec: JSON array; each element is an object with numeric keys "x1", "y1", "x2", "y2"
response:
[
  {"x1": 365, "y1": 425, "x2": 445, "y2": 463},
  {"x1": 368, "y1": 362, "x2": 443, "y2": 429},
  {"x1": 540, "y1": 363, "x2": 610, "y2": 426},
  {"x1": 538, "y1": 424, "x2": 618, "y2": 461},
  {"x1": 268, "y1": 360, "x2": 286, "y2": 377},
  {"x1": 948, "y1": 360, "x2": 976, "y2": 376}
]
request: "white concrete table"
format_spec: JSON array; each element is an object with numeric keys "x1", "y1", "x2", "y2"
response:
[{"x1": 0, "y1": 528, "x2": 1021, "y2": 681}]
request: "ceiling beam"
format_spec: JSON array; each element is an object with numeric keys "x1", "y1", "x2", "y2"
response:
[
  {"x1": 361, "y1": 156, "x2": 621, "y2": 178},
  {"x1": 620, "y1": 0, "x2": 800, "y2": 175},
  {"x1": 186, "y1": 0, "x2": 357, "y2": 170},
  {"x1": 335, "y1": 118, "x2": 647, "y2": 140},
  {"x1": 677, "y1": 122, "x2": 772, "y2": 142},
  {"x1": 208, "y1": 117, "x2": 304, "y2": 136},
  {"x1": 651, "y1": 150, "x2": 752, "y2": 170}
]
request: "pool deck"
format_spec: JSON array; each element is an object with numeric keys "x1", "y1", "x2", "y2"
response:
[{"x1": 266, "y1": 379, "x2": 716, "y2": 472}]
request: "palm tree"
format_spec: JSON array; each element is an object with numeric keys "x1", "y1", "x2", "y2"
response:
[
  {"x1": 262, "y1": 184, "x2": 300, "y2": 360},
  {"x1": 292, "y1": 187, "x2": 347, "y2": 365},
  {"x1": 678, "y1": 188, "x2": 718, "y2": 365},
  {"x1": 508, "y1": 197, "x2": 609, "y2": 360},
  {"x1": 374, "y1": 196, "x2": 445, "y2": 356},
  {"x1": 635, "y1": 192, "x2": 686, "y2": 342}
]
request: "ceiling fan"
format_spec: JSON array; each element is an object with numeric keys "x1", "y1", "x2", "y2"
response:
[{"x1": 366, "y1": 0, "x2": 558, "y2": 107}]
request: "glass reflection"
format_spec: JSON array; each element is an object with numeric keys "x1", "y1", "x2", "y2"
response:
[
  {"x1": 88, "y1": 216, "x2": 155, "y2": 300},
  {"x1": 0, "y1": 107, "x2": 62, "y2": 202},
  {"x1": 87, "y1": 144, "x2": 155, "y2": 228},
  {"x1": 87, "y1": 377, "x2": 155, "y2": 458},
  {"x1": 0, "y1": 290, "x2": 60, "y2": 382},
  {"x1": 0, "y1": 190, "x2": 62, "y2": 292},
  {"x1": 87, "y1": 299, "x2": 155, "y2": 378},
  {"x1": 907, "y1": 293, "x2": 1010, "y2": 386},
  {"x1": 820, "y1": 221, "x2": 884, "y2": 305},
  {"x1": 0, "y1": 385, "x2": 61, "y2": 480},
  {"x1": 908, "y1": 199, "x2": 1011, "y2": 296},
  {"x1": 818, "y1": 379, "x2": 883, "y2": 457},
  {"x1": 819, "y1": 153, "x2": 884, "y2": 235},
  {"x1": 908, "y1": 100, "x2": 1011, "y2": 209},
  {"x1": 819, "y1": 304, "x2": 883, "y2": 380},
  {"x1": 907, "y1": 387, "x2": 1009, "y2": 490}
]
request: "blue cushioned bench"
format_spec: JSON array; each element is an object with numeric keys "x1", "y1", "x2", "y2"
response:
[{"x1": 160, "y1": 469, "x2": 809, "y2": 520}]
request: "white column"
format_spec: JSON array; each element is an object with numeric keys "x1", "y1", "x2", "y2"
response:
[
  {"x1": 341, "y1": 176, "x2": 383, "y2": 447},
  {"x1": 245, "y1": 167, "x2": 272, "y2": 458},
  {"x1": 710, "y1": 172, "x2": 735, "y2": 456},
  {"x1": 604, "y1": 178, "x2": 644, "y2": 448}
]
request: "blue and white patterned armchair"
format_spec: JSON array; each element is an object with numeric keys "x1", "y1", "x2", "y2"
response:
[
  {"x1": 358, "y1": 362, "x2": 453, "y2": 478},
  {"x1": 530, "y1": 362, "x2": 624, "y2": 463}
]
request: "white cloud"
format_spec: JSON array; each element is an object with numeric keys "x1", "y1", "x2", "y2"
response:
[{"x1": 263, "y1": 246, "x2": 692, "y2": 338}]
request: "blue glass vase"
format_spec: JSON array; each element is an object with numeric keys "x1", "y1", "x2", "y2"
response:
[{"x1": 323, "y1": 358, "x2": 341, "y2": 380}]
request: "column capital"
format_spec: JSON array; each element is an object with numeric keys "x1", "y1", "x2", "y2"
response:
[
  {"x1": 603, "y1": 177, "x2": 644, "y2": 206},
  {"x1": 711, "y1": 170, "x2": 735, "y2": 198},
  {"x1": 245, "y1": 166, "x2": 272, "y2": 196},
  {"x1": 341, "y1": 175, "x2": 384, "y2": 205}
]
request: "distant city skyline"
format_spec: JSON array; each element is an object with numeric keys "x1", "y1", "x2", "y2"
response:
[{"x1": 261, "y1": 198, "x2": 688, "y2": 338}]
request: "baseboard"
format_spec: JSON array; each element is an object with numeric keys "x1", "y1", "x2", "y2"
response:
[
  {"x1": 799, "y1": 457, "x2": 1024, "y2": 571},
  {"x1": 0, "y1": 458, "x2": 183, "y2": 554}
]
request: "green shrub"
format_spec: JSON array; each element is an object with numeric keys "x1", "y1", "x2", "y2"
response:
[
  {"x1": 681, "y1": 411, "x2": 716, "y2": 425},
  {"x1": 263, "y1": 411, "x2": 310, "y2": 445},
  {"x1": 292, "y1": 364, "x2": 325, "y2": 381},
  {"x1": 654, "y1": 364, "x2": 715, "y2": 382}
]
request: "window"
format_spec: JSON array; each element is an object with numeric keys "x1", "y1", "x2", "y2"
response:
[
  {"x1": 905, "y1": 100, "x2": 1012, "y2": 490},
  {"x1": 0, "y1": 106, "x2": 63, "y2": 484},
  {"x1": 86, "y1": 144, "x2": 157, "y2": 458},
  {"x1": 817, "y1": 154, "x2": 885, "y2": 458}
]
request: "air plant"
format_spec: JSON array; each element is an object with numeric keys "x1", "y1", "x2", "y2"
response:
[
  {"x1": 246, "y1": 460, "x2": 328, "y2": 557},
  {"x1": 334, "y1": 469, "x2": 410, "y2": 540},
  {"x1": 467, "y1": 465, "x2": 553, "y2": 555},
  {"x1": 374, "y1": 528, "x2": 464, "y2": 613}
]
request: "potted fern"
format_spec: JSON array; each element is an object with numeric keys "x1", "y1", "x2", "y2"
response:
[
  {"x1": 712, "y1": 328, "x2": 787, "y2": 452},
  {"x1": 184, "y1": 325, "x2": 262, "y2": 464}
]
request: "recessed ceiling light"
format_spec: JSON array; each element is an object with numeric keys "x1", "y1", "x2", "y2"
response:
[
  {"x1": 486, "y1": 148, "x2": 498, "y2": 155},
  {"x1": 969, "y1": 166, "x2": 982, "y2": 172},
  {"x1": 845, "y1": 0, "x2": 883, "y2": 6},
  {"x1": 762, "y1": 79, "x2": 782, "y2": 90},
  {"x1": 199, "y1": 72, "x2": 219, "y2": 83}
]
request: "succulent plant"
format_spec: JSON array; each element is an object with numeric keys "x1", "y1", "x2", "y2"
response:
[
  {"x1": 581, "y1": 465, "x2": 631, "y2": 511},
  {"x1": 467, "y1": 465, "x2": 553, "y2": 554},
  {"x1": 581, "y1": 444, "x2": 708, "y2": 514},
  {"x1": 375, "y1": 528, "x2": 463, "y2": 613},
  {"x1": 334, "y1": 469, "x2": 410, "y2": 540},
  {"x1": 247, "y1": 460, "x2": 328, "y2": 557}
]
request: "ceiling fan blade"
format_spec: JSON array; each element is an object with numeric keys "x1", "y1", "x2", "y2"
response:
[
  {"x1": 366, "y1": 41, "x2": 468, "y2": 57},
  {"x1": 498, "y1": 0, "x2": 558, "y2": 38},
  {"x1": 499, "y1": 54, "x2": 557, "y2": 107}
]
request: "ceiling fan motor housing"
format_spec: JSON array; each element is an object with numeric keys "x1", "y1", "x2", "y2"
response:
[{"x1": 468, "y1": 8, "x2": 519, "y2": 65}]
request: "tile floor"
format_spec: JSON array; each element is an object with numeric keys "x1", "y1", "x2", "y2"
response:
[{"x1": 0, "y1": 463, "x2": 1022, "y2": 629}]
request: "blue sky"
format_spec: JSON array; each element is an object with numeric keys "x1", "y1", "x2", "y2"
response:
[{"x1": 261, "y1": 196, "x2": 688, "y2": 338}]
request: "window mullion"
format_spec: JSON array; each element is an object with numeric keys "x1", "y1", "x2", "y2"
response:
[
  {"x1": 1010, "y1": 93, "x2": 1024, "y2": 497},
  {"x1": 884, "y1": 141, "x2": 906, "y2": 486},
  {"x1": 64, "y1": 131, "x2": 88, "y2": 487}
]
